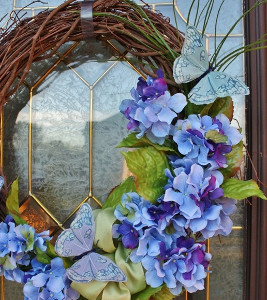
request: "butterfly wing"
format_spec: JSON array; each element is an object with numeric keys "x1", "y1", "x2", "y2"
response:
[
  {"x1": 188, "y1": 71, "x2": 250, "y2": 105},
  {"x1": 88, "y1": 253, "x2": 127, "y2": 282},
  {"x1": 55, "y1": 203, "x2": 95, "y2": 257},
  {"x1": 173, "y1": 26, "x2": 209, "y2": 84},
  {"x1": 66, "y1": 252, "x2": 127, "y2": 283},
  {"x1": 66, "y1": 254, "x2": 94, "y2": 283}
]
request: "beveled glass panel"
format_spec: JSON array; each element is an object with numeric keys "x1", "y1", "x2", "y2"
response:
[
  {"x1": 3, "y1": 84, "x2": 30, "y2": 202},
  {"x1": 92, "y1": 61, "x2": 139, "y2": 202},
  {"x1": 31, "y1": 62, "x2": 90, "y2": 222}
]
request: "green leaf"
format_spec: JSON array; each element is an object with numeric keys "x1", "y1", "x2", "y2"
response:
[
  {"x1": 153, "y1": 285, "x2": 178, "y2": 300},
  {"x1": 132, "y1": 285, "x2": 163, "y2": 300},
  {"x1": 46, "y1": 241, "x2": 58, "y2": 258},
  {"x1": 221, "y1": 178, "x2": 267, "y2": 200},
  {"x1": 103, "y1": 177, "x2": 136, "y2": 209},
  {"x1": 117, "y1": 133, "x2": 178, "y2": 154},
  {"x1": 200, "y1": 96, "x2": 234, "y2": 120},
  {"x1": 6, "y1": 178, "x2": 26, "y2": 225},
  {"x1": 221, "y1": 141, "x2": 243, "y2": 178},
  {"x1": 35, "y1": 246, "x2": 52, "y2": 264},
  {"x1": 206, "y1": 130, "x2": 228, "y2": 143},
  {"x1": 122, "y1": 147, "x2": 169, "y2": 203},
  {"x1": 185, "y1": 101, "x2": 206, "y2": 116}
]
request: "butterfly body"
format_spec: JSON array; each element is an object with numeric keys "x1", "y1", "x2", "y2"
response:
[
  {"x1": 55, "y1": 203, "x2": 127, "y2": 283},
  {"x1": 173, "y1": 26, "x2": 249, "y2": 105}
]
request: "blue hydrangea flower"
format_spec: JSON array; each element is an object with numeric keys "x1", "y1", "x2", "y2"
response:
[
  {"x1": 23, "y1": 257, "x2": 79, "y2": 300},
  {"x1": 172, "y1": 114, "x2": 242, "y2": 169},
  {"x1": 120, "y1": 70, "x2": 187, "y2": 144},
  {"x1": 0, "y1": 216, "x2": 50, "y2": 283},
  {"x1": 114, "y1": 192, "x2": 154, "y2": 230}
]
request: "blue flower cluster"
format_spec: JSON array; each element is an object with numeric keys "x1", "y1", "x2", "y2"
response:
[
  {"x1": 0, "y1": 216, "x2": 80, "y2": 299},
  {"x1": 172, "y1": 114, "x2": 242, "y2": 169},
  {"x1": 120, "y1": 70, "x2": 187, "y2": 144},
  {"x1": 118, "y1": 71, "x2": 241, "y2": 295},
  {"x1": 23, "y1": 257, "x2": 79, "y2": 300},
  {"x1": 113, "y1": 192, "x2": 212, "y2": 295},
  {"x1": 113, "y1": 156, "x2": 237, "y2": 294},
  {"x1": 0, "y1": 216, "x2": 50, "y2": 283}
]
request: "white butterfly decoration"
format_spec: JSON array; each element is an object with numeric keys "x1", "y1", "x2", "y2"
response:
[
  {"x1": 173, "y1": 25, "x2": 250, "y2": 105},
  {"x1": 55, "y1": 203, "x2": 127, "y2": 283}
]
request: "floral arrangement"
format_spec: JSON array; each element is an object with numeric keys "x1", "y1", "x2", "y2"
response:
[{"x1": 1, "y1": 1, "x2": 267, "y2": 300}]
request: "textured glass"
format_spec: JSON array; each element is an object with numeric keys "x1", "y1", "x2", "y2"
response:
[
  {"x1": 209, "y1": 230, "x2": 244, "y2": 300},
  {"x1": 3, "y1": 84, "x2": 30, "y2": 202},
  {"x1": 31, "y1": 61, "x2": 91, "y2": 221}
]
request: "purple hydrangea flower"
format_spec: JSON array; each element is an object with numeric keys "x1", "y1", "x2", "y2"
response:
[
  {"x1": 117, "y1": 220, "x2": 139, "y2": 249},
  {"x1": 137, "y1": 69, "x2": 167, "y2": 102}
]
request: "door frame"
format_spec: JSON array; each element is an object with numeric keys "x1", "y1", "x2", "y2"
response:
[{"x1": 244, "y1": 1, "x2": 267, "y2": 299}]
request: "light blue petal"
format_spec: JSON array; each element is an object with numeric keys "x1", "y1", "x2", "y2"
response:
[
  {"x1": 180, "y1": 197, "x2": 199, "y2": 219},
  {"x1": 187, "y1": 164, "x2": 204, "y2": 188},
  {"x1": 32, "y1": 273, "x2": 49, "y2": 287},
  {"x1": 194, "y1": 265, "x2": 206, "y2": 280},
  {"x1": 145, "y1": 269, "x2": 164, "y2": 288},
  {"x1": 190, "y1": 218, "x2": 208, "y2": 232},
  {"x1": 167, "y1": 93, "x2": 187, "y2": 113},
  {"x1": 151, "y1": 121, "x2": 170, "y2": 137},
  {"x1": 144, "y1": 106, "x2": 158, "y2": 122},
  {"x1": 47, "y1": 276, "x2": 65, "y2": 293},
  {"x1": 164, "y1": 189, "x2": 183, "y2": 205},
  {"x1": 157, "y1": 107, "x2": 176, "y2": 124},
  {"x1": 141, "y1": 255, "x2": 156, "y2": 271},
  {"x1": 203, "y1": 205, "x2": 222, "y2": 221}
]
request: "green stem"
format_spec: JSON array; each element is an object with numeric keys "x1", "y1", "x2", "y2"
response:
[
  {"x1": 195, "y1": 0, "x2": 212, "y2": 27},
  {"x1": 214, "y1": 0, "x2": 225, "y2": 59},
  {"x1": 202, "y1": 0, "x2": 215, "y2": 37},
  {"x1": 194, "y1": 0, "x2": 200, "y2": 26},
  {"x1": 211, "y1": 0, "x2": 267, "y2": 66},
  {"x1": 187, "y1": 0, "x2": 197, "y2": 25},
  {"x1": 217, "y1": 36, "x2": 267, "y2": 69}
]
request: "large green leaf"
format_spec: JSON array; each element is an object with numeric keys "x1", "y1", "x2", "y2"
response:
[
  {"x1": 6, "y1": 178, "x2": 26, "y2": 225},
  {"x1": 103, "y1": 177, "x2": 136, "y2": 209},
  {"x1": 221, "y1": 178, "x2": 267, "y2": 200},
  {"x1": 122, "y1": 147, "x2": 169, "y2": 203},
  {"x1": 200, "y1": 96, "x2": 234, "y2": 120},
  {"x1": 221, "y1": 141, "x2": 243, "y2": 178},
  {"x1": 132, "y1": 286, "x2": 163, "y2": 300},
  {"x1": 117, "y1": 133, "x2": 178, "y2": 154}
]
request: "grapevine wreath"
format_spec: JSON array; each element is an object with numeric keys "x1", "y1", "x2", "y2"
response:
[{"x1": 0, "y1": 0, "x2": 266, "y2": 300}]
